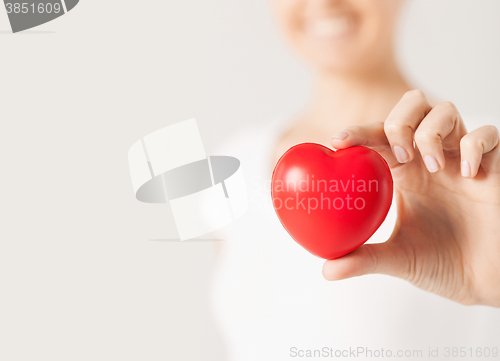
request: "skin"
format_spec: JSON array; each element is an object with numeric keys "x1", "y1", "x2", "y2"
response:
[
  {"x1": 270, "y1": 0, "x2": 500, "y2": 306},
  {"x1": 271, "y1": 0, "x2": 409, "y2": 164}
]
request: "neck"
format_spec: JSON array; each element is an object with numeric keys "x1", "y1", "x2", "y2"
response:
[{"x1": 302, "y1": 59, "x2": 411, "y2": 134}]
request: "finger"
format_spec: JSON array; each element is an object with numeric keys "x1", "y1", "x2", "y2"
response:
[
  {"x1": 384, "y1": 90, "x2": 432, "y2": 164},
  {"x1": 322, "y1": 241, "x2": 408, "y2": 280},
  {"x1": 331, "y1": 122, "x2": 399, "y2": 167},
  {"x1": 460, "y1": 125, "x2": 500, "y2": 178},
  {"x1": 414, "y1": 101, "x2": 467, "y2": 173}
]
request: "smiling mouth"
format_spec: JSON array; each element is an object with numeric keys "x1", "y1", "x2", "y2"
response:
[{"x1": 305, "y1": 17, "x2": 354, "y2": 40}]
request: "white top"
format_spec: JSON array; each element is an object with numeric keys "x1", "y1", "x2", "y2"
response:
[{"x1": 209, "y1": 116, "x2": 500, "y2": 361}]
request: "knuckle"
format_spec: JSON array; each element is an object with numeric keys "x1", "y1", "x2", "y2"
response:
[
  {"x1": 414, "y1": 129, "x2": 439, "y2": 144},
  {"x1": 383, "y1": 121, "x2": 404, "y2": 135},
  {"x1": 434, "y1": 101, "x2": 458, "y2": 113},
  {"x1": 365, "y1": 246, "x2": 379, "y2": 274},
  {"x1": 399, "y1": 246, "x2": 417, "y2": 282},
  {"x1": 403, "y1": 89, "x2": 427, "y2": 102},
  {"x1": 484, "y1": 125, "x2": 500, "y2": 138},
  {"x1": 460, "y1": 135, "x2": 481, "y2": 150}
]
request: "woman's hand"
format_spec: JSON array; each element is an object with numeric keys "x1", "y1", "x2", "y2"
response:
[{"x1": 323, "y1": 90, "x2": 500, "y2": 307}]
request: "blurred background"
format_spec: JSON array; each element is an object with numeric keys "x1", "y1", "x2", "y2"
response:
[{"x1": 0, "y1": 0, "x2": 499, "y2": 360}]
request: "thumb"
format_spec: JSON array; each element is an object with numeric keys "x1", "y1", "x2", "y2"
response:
[{"x1": 322, "y1": 241, "x2": 409, "y2": 281}]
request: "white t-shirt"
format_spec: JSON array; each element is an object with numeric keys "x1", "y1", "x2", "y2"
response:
[{"x1": 209, "y1": 116, "x2": 500, "y2": 361}]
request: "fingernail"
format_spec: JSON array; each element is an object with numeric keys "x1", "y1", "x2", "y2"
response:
[
  {"x1": 332, "y1": 132, "x2": 348, "y2": 141},
  {"x1": 461, "y1": 160, "x2": 471, "y2": 177},
  {"x1": 394, "y1": 146, "x2": 409, "y2": 163},
  {"x1": 424, "y1": 155, "x2": 440, "y2": 173}
]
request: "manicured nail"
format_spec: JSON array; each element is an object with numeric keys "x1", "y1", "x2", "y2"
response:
[
  {"x1": 393, "y1": 146, "x2": 409, "y2": 163},
  {"x1": 461, "y1": 160, "x2": 471, "y2": 177},
  {"x1": 424, "y1": 155, "x2": 440, "y2": 173},
  {"x1": 332, "y1": 132, "x2": 348, "y2": 141}
]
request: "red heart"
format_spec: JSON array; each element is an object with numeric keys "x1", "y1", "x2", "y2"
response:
[{"x1": 271, "y1": 144, "x2": 393, "y2": 259}]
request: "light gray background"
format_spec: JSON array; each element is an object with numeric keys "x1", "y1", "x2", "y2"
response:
[{"x1": 0, "y1": 1, "x2": 499, "y2": 360}]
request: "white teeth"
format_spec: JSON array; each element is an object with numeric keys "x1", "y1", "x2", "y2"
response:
[{"x1": 307, "y1": 18, "x2": 351, "y2": 39}]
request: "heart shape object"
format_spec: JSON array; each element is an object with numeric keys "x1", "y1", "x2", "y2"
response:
[{"x1": 271, "y1": 144, "x2": 393, "y2": 259}]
